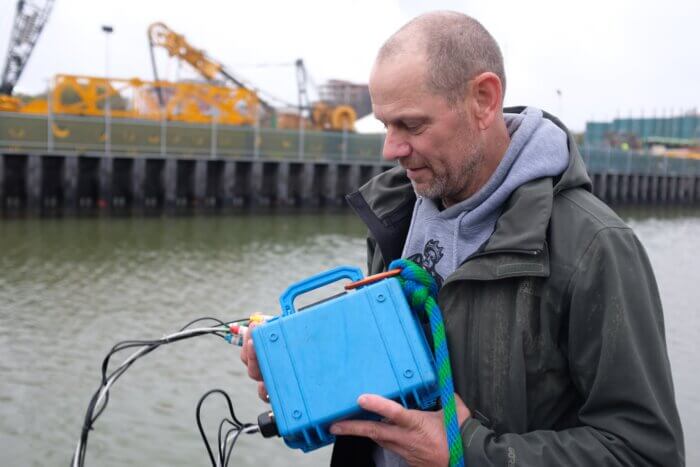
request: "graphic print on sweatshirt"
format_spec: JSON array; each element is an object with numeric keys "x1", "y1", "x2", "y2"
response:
[{"x1": 407, "y1": 239, "x2": 445, "y2": 288}]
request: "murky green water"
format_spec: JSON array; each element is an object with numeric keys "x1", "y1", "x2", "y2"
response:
[{"x1": 1, "y1": 208, "x2": 698, "y2": 466}]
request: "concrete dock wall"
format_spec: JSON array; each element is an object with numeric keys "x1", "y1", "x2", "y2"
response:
[
  {"x1": 1, "y1": 151, "x2": 699, "y2": 214},
  {"x1": 0, "y1": 152, "x2": 395, "y2": 213},
  {"x1": 587, "y1": 172, "x2": 700, "y2": 206}
]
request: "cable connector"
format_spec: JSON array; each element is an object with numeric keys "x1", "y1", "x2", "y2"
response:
[
  {"x1": 257, "y1": 411, "x2": 279, "y2": 438},
  {"x1": 249, "y1": 313, "x2": 274, "y2": 324},
  {"x1": 224, "y1": 330, "x2": 244, "y2": 346},
  {"x1": 224, "y1": 315, "x2": 274, "y2": 346}
]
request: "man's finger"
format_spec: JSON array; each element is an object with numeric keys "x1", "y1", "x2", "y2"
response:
[
  {"x1": 330, "y1": 419, "x2": 403, "y2": 444},
  {"x1": 257, "y1": 381, "x2": 269, "y2": 403},
  {"x1": 240, "y1": 341, "x2": 248, "y2": 364},
  {"x1": 240, "y1": 322, "x2": 256, "y2": 364},
  {"x1": 243, "y1": 322, "x2": 256, "y2": 346},
  {"x1": 246, "y1": 338, "x2": 262, "y2": 381},
  {"x1": 356, "y1": 394, "x2": 417, "y2": 429},
  {"x1": 454, "y1": 393, "x2": 471, "y2": 424}
]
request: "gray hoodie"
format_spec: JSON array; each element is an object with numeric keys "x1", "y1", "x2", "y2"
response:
[{"x1": 401, "y1": 107, "x2": 569, "y2": 287}]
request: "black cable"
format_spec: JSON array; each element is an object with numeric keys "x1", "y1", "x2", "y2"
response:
[
  {"x1": 92, "y1": 334, "x2": 219, "y2": 422},
  {"x1": 179, "y1": 316, "x2": 227, "y2": 331},
  {"x1": 197, "y1": 390, "x2": 232, "y2": 466},
  {"x1": 196, "y1": 389, "x2": 257, "y2": 467},
  {"x1": 218, "y1": 418, "x2": 239, "y2": 465},
  {"x1": 196, "y1": 390, "x2": 244, "y2": 462},
  {"x1": 222, "y1": 427, "x2": 237, "y2": 465},
  {"x1": 90, "y1": 324, "x2": 239, "y2": 423},
  {"x1": 99, "y1": 325, "x2": 235, "y2": 391},
  {"x1": 75, "y1": 340, "x2": 169, "y2": 466},
  {"x1": 223, "y1": 427, "x2": 246, "y2": 467},
  {"x1": 73, "y1": 317, "x2": 247, "y2": 467},
  {"x1": 76, "y1": 339, "x2": 190, "y2": 466}
]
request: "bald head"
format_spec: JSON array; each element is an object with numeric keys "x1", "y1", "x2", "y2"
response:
[{"x1": 377, "y1": 11, "x2": 506, "y2": 105}]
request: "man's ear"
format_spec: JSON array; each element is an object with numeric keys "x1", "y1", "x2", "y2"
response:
[{"x1": 467, "y1": 72, "x2": 503, "y2": 130}]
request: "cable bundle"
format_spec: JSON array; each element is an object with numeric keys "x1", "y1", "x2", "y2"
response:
[
  {"x1": 196, "y1": 389, "x2": 259, "y2": 467},
  {"x1": 71, "y1": 317, "x2": 252, "y2": 467}
]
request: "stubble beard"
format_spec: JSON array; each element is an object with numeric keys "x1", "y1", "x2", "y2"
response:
[{"x1": 413, "y1": 140, "x2": 484, "y2": 203}]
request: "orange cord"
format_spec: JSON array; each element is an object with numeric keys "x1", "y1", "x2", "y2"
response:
[{"x1": 344, "y1": 269, "x2": 402, "y2": 290}]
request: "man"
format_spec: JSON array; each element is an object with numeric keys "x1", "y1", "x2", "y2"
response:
[{"x1": 242, "y1": 11, "x2": 684, "y2": 466}]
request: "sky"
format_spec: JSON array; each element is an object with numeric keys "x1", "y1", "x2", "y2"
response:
[{"x1": 1, "y1": 0, "x2": 698, "y2": 132}]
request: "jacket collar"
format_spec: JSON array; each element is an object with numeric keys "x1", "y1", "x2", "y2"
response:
[
  {"x1": 346, "y1": 169, "x2": 552, "y2": 281},
  {"x1": 443, "y1": 177, "x2": 552, "y2": 284},
  {"x1": 346, "y1": 107, "x2": 591, "y2": 282},
  {"x1": 346, "y1": 165, "x2": 415, "y2": 265}
]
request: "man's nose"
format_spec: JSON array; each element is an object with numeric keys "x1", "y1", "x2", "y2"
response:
[{"x1": 382, "y1": 129, "x2": 411, "y2": 160}]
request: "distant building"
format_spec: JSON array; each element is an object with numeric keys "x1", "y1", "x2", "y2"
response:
[
  {"x1": 355, "y1": 113, "x2": 385, "y2": 134},
  {"x1": 318, "y1": 80, "x2": 372, "y2": 119}
]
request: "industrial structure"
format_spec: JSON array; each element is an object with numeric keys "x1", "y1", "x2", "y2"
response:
[
  {"x1": 318, "y1": 80, "x2": 372, "y2": 121},
  {"x1": 0, "y1": 0, "x2": 55, "y2": 110},
  {"x1": 585, "y1": 112, "x2": 700, "y2": 159},
  {"x1": 1, "y1": 16, "x2": 357, "y2": 132},
  {"x1": 0, "y1": 1, "x2": 699, "y2": 214}
]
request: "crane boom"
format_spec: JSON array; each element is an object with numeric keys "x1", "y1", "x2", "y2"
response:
[
  {"x1": 1, "y1": 0, "x2": 55, "y2": 95},
  {"x1": 147, "y1": 22, "x2": 272, "y2": 113}
]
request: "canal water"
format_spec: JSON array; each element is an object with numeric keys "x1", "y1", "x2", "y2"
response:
[{"x1": 1, "y1": 208, "x2": 698, "y2": 466}]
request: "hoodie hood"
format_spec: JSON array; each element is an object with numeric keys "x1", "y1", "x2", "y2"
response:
[
  {"x1": 346, "y1": 107, "x2": 592, "y2": 267},
  {"x1": 400, "y1": 107, "x2": 570, "y2": 285}
]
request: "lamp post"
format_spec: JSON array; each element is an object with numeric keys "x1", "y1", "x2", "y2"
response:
[
  {"x1": 102, "y1": 25, "x2": 113, "y2": 156},
  {"x1": 46, "y1": 78, "x2": 53, "y2": 152}
]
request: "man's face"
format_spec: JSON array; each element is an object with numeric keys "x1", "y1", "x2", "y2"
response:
[{"x1": 369, "y1": 53, "x2": 484, "y2": 204}]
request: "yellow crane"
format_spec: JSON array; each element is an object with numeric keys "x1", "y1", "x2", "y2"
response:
[
  {"x1": 1, "y1": 20, "x2": 265, "y2": 126},
  {"x1": 1, "y1": 17, "x2": 356, "y2": 131},
  {"x1": 147, "y1": 21, "x2": 271, "y2": 124},
  {"x1": 147, "y1": 23, "x2": 355, "y2": 131}
]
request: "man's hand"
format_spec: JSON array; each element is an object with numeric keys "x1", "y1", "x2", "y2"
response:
[
  {"x1": 330, "y1": 394, "x2": 470, "y2": 467},
  {"x1": 239, "y1": 322, "x2": 269, "y2": 402}
]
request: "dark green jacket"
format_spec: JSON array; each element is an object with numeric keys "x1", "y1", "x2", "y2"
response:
[{"x1": 332, "y1": 108, "x2": 684, "y2": 466}]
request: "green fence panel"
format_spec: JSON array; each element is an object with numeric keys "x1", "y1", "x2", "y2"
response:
[
  {"x1": 304, "y1": 131, "x2": 344, "y2": 161},
  {"x1": 347, "y1": 133, "x2": 383, "y2": 162},
  {"x1": 216, "y1": 125, "x2": 254, "y2": 157},
  {"x1": 3, "y1": 113, "x2": 700, "y2": 177},
  {"x1": 257, "y1": 127, "x2": 300, "y2": 159},
  {"x1": 0, "y1": 113, "x2": 48, "y2": 150}
]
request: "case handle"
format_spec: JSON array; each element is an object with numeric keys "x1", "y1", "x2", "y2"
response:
[{"x1": 279, "y1": 266, "x2": 364, "y2": 316}]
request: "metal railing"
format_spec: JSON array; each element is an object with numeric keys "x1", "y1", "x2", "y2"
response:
[
  {"x1": 581, "y1": 144, "x2": 700, "y2": 176},
  {"x1": 0, "y1": 112, "x2": 386, "y2": 163},
  {"x1": 2, "y1": 112, "x2": 699, "y2": 175}
]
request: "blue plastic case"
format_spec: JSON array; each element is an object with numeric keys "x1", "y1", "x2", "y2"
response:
[{"x1": 252, "y1": 266, "x2": 439, "y2": 452}]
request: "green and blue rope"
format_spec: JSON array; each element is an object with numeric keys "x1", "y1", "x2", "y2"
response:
[{"x1": 389, "y1": 258, "x2": 466, "y2": 467}]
